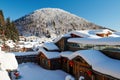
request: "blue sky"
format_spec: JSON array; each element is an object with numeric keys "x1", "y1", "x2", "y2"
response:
[{"x1": 0, "y1": 0, "x2": 120, "y2": 31}]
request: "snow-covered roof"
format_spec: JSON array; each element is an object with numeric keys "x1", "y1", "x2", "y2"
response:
[
  {"x1": 38, "y1": 47, "x2": 60, "y2": 59},
  {"x1": 70, "y1": 31, "x2": 90, "y2": 37},
  {"x1": 68, "y1": 29, "x2": 113, "y2": 38},
  {"x1": 53, "y1": 31, "x2": 89, "y2": 43},
  {"x1": 110, "y1": 32, "x2": 120, "y2": 37},
  {"x1": 68, "y1": 37, "x2": 120, "y2": 45},
  {"x1": 69, "y1": 50, "x2": 120, "y2": 79},
  {"x1": 0, "y1": 70, "x2": 10, "y2": 80},
  {"x1": 60, "y1": 51, "x2": 73, "y2": 58},
  {"x1": 0, "y1": 53, "x2": 18, "y2": 70},
  {"x1": 88, "y1": 29, "x2": 112, "y2": 34},
  {"x1": 43, "y1": 42, "x2": 59, "y2": 50},
  {"x1": 54, "y1": 29, "x2": 114, "y2": 43}
]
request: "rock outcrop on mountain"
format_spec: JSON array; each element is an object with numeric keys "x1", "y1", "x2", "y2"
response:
[{"x1": 14, "y1": 8, "x2": 106, "y2": 38}]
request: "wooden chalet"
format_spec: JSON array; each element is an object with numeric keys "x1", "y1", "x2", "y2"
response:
[
  {"x1": 37, "y1": 52, "x2": 61, "y2": 70},
  {"x1": 37, "y1": 42, "x2": 61, "y2": 70},
  {"x1": 60, "y1": 51, "x2": 93, "y2": 80},
  {"x1": 68, "y1": 50, "x2": 120, "y2": 80},
  {"x1": 69, "y1": 56, "x2": 119, "y2": 80}
]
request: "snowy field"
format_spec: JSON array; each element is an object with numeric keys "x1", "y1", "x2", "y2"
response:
[{"x1": 17, "y1": 63, "x2": 71, "y2": 80}]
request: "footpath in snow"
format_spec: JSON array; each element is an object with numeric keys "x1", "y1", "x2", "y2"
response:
[{"x1": 16, "y1": 63, "x2": 73, "y2": 80}]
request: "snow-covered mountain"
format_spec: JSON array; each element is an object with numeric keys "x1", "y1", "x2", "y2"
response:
[{"x1": 14, "y1": 8, "x2": 106, "y2": 38}]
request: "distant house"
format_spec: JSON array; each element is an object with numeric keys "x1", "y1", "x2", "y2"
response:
[
  {"x1": 96, "y1": 30, "x2": 112, "y2": 37},
  {"x1": 17, "y1": 42, "x2": 34, "y2": 52}
]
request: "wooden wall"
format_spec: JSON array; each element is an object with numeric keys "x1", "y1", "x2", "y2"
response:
[
  {"x1": 61, "y1": 57, "x2": 69, "y2": 73},
  {"x1": 50, "y1": 58, "x2": 61, "y2": 70},
  {"x1": 37, "y1": 52, "x2": 50, "y2": 69},
  {"x1": 72, "y1": 56, "x2": 92, "y2": 80},
  {"x1": 16, "y1": 55, "x2": 37, "y2": 64},
  {"x1": 55, "y1": 37, "x2": 69, "y2": 51}
]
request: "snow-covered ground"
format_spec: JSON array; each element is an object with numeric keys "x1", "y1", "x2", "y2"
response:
[{"x1": 17, "y1": 63, "x2": 73, "y2": 80}]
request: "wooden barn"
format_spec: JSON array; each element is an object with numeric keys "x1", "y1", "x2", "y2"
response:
[{"x1": 37, "y1": 42, "x2": 61, "y2": 70}]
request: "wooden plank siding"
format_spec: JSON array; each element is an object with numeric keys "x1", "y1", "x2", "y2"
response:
[
  {"x1": 37, "y1": 52, "x2": 51, "y2": 69},
  {"x1": 55, "y1": 37, "x2": 70, "y2": 51},
  {"x1": 72, "y1": 56, "x2": 93, "y2": 80},
  {"x1": 61, "y1": 57, "x2": 69, "y2": 73}
]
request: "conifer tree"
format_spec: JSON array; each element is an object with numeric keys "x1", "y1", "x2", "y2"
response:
[
  {"x1": 0, "y1": 10, "x2": 19, "y2": 42},
  {"x1": 0, "y1": 10, "x2": 5, "y2": 26},
  {"x1": 5, "y1": 18, "x2": 19, "y2": 42}
]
